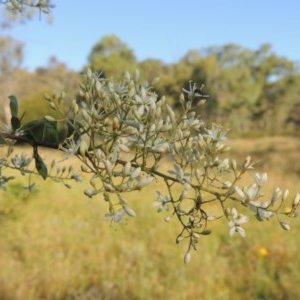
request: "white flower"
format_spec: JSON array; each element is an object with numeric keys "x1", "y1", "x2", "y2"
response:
[
  {"x1": 254, "y1": 172, "x2": 268, "y2": 186},
  {"x1": 59, "y1": 137, "x2": 80, "y2": 162},
  {"x1": 153, "y1": 191, "x2": 170, "y2": 213},
  {"x1": 228, "y1": 208, "x2": 249, "y2": 237},
  {"x1": 204, "y1": 125, "x2": 228, "y2": 142}
]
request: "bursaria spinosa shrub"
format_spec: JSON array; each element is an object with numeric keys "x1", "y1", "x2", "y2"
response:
[{"x1": 1, "y1": 69, "x2": 299, "y2": 263}]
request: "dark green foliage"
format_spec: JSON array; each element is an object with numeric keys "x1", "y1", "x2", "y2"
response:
[
  {"x1": 9, "y1": 95, "x2": 18, "y2": 117},
  {"x1": 33, "y1": 146, "x2": 48, "y2": 180},
  {"x1": 87, "y1": 34, "x2": 137, "y2": 78},
  {"x1": 21, "y1": 118, "x2": 59, "y2": 145},
  {"x1": 10, "y1": 116, "x2": 21, "y2": 131},
  {"x1": 9, "y1": 95, "x2": 21, "y2": 131}
]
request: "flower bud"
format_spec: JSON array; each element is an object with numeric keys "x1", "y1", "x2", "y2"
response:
[
  {"x1": 184, "y1": 251, "x2": 191, "y2": 264},
  {"x1": 112, "y1": 117, "x2": 120, "y2": 131}
]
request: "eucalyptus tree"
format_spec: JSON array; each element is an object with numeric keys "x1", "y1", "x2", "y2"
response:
[{"x1": 87, "y1": 35, "x2": 137, "y2": 79}]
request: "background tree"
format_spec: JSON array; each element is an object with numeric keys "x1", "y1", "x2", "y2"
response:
[
  {"x1": 94, "y1": 39, "x2": 300, "y2": 136},
  {"x1": 0, "y1": 35, "x2": 23, "y2": 74},
  {"x1": 249, "y1": 44, "x2": 297, "y2": 134},
  {"x1": 0, "y1": 35, "x2": 25, "y2": 125},
  {"x1": 153, "y1": 43, "x2": 299, "y2": 136},
  {"x1": 87, "y1": 34, "x2": 137, "y2": 79},
  {"x1": 284, "y1": 74, "x2": 300, "y2": 133},
  {"x1": 0, "y1": 55, "x2": 80, "y2": 126}
]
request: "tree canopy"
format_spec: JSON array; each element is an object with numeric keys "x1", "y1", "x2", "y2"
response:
[{"x1": 87, "y1": 34, "x2": 137, "y2": 78}]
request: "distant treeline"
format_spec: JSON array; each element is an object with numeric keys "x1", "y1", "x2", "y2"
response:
[{"x1": 1, "y1": 34, "x2": 300, "y2": 136}]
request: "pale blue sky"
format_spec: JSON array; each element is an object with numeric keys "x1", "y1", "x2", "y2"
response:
[{"x1": 2, "y1": 0, "x2": 300, "y2": 71}]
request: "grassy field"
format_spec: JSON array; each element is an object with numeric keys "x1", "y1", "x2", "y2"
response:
[{"x1": 0, "y1": 136, "x2": 300, "y2": 300}]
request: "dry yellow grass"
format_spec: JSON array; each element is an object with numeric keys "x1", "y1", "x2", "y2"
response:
[{"x1": 0, "y1": 137, "x2": 300, "y2": 299}]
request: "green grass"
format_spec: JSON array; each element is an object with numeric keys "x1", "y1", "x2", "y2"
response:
[{"x1": 0, "y1": 137, "x2": 300, "y2": 299}]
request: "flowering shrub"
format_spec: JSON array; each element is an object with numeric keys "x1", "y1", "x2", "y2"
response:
[{"x1": 1, "y1": 69, "x2": 299, "y2": 262}]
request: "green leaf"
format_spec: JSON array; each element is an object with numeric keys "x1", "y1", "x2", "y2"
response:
[
  {"x1": 11, "y1": 116, "x2": 21, "y2": 131},
  {"x1": 22, "y1": 119, "x2": 41, "y2": 133},
  {"x1": 22, "y1": 118, "x2": 59, "y2": 144},
  {"x1": 42, "y1": 118, "x2": 59, "y2": 143},
  {"x1": 21, "y1": 120, "x2": 41, "y2": 145},
  {"x1": 9, "y1": 95, "x2": 18, "y2": 117},
  {"x1": 33, "y1": 146, "x2": 48, "y2": 180}
]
